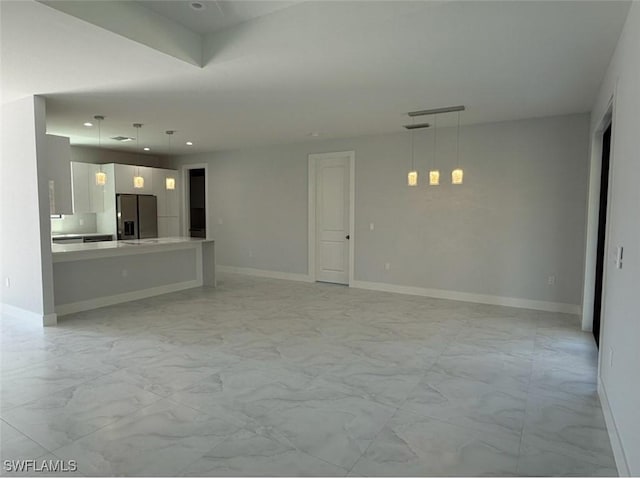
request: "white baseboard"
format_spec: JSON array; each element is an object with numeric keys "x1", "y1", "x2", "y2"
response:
[
  {"x1": 55, "y1": 279, "x2": 202, "y2": 316},
  {"x1": 217, "y1": 265, "x2": 312, "y2": 283},
  {"x1": 1, "y1": 303, "x2": 57, "y2": 326},
  {"x1": 350, "y1": 280, "x2": 581, "y2": 314},
  {"x1": 598, "y1": 378, "x2": 629, "y2": 476}
]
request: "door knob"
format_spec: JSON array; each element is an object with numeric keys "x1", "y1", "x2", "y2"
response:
[{"x1": 345, "y1": 234, "x2": 350, "y2": 240}]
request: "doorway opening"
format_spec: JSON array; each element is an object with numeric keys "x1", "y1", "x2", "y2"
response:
[
  {"x1": 188, "y1": 168, "x2": 206, "y2": 238},
  {"x1": 308, "y1": 151, "x2": 355, "y2": 286},
  {"x1": 593, "y1": 123, "x2": 612, "y2": 347}
]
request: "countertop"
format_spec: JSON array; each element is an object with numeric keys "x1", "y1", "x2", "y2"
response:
[{"x1": 52, "y1": 237, "x2": 214, "y2": 262}]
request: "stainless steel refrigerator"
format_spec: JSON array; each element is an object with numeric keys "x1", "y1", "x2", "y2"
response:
[{"x1": 116, "y1": 194, "x2": 158, "y2": 240}]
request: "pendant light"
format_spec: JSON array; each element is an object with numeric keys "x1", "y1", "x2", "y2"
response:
[
  {"x1": 133, "y1": 123, "x2": 144, "y2": 188},
  {"x1": 407, "y1": 118, "x2": 418, "y2": 186},
  {"x1": 165, "y1": 130, "x2": 176, "y2": 190},
  {"x1": 429, "y1": 114, "x2": 440, "y2": 186},
  {"x1": 451, "y1": 111, "x2": 464, "y2": 185},
  {"x1": 94, "y1": 115, "x2": 107, "y2": 186}
]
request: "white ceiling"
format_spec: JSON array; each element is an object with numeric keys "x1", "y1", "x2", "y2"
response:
[
  {"x1": 1, "y1": 0, "x2": 631, "y2": 155},
  {"x1": 138, "y1": 0, "x2": 301, "y2": 35}
]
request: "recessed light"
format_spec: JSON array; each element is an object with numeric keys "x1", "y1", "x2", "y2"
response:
[
  {"x1": 186, "y1": 141, "x2": 193, "y2": 146},
  {"x1": 309, "y1": 132, "x2": 320, "y2": 137},
  {"x1": 190, "y1": 2, "x2": 205, "y2": 11},
  {"x1": 143, "y1": 147, "x2": 150, "y2": 151},
  {"x1": 83, "y1": 122, "x2": 93, "y2": 127}
]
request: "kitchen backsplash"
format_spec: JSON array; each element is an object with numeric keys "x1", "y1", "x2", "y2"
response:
[{"x1": 51, "y1": 213, "x2": 97, "y2": 234}]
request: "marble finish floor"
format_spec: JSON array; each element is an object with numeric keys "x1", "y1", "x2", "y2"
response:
[{"x1": 0, "y1": 274, "x2": 615, "y2": 476}]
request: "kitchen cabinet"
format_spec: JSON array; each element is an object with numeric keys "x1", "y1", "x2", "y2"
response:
[
  {"x1": 71, "y1": 162, "x2": 105, "y2": 213},
  {"x1": 114, "y1": 164, "x2": 153, "y2": 194},
  {"x1": 152, "y1": 168, "x2": 179, "y2": 216},
  {"x1": 44, "y1": 134, "x2": 73, "y2": 215},
  {"x1": 157, "y1": 217, "x2": 180, "y2": 238},
  {"x1": 152, "y1": 168, "x2": 180, "y2": 237}
]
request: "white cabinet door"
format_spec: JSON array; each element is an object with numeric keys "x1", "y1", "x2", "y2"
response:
[
  {"x1": 138, "y1": 166, "x2": 154, "y2": 194},
  {"x1": 44, "y1": 135, "x2": 73, "y2": 215},
  {"x1": 114, "y1": 164, "x2": 136, "y2": 194},
  {"x1": 71, "y1": 162, "x2": 90, "y2": 214},
  {"x1": 71, "y1": 162, "x2": 106, "y2": 213},
  {"x1": 157, "y1": 217, "x2": 169, "y2": 238},
  {"x1": 152, "y1": 169, "x2": 167, "y2": 216},
  {"x1": 166, "y1": 217, "x2": 179, "y2": 237},
  {"x1": 114, "y1": 164, "x2": 154, "y2": 194},
  {"x1": 89, "y1": 164, "x2": 105, "y2": 213},
  {"x1": 152, "y1": 168, "x2": 180, "y2": 222},
  {"x1": 165, "y1": 170, "x2": 179, "y2": 217}
]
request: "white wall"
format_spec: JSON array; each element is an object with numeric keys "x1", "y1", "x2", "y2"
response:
[
  {"x1": 171, "y1": 113, "x2": 589, "y2": 310},
  {"x1": 1, "y1": 96, "x2": 56, "y2": 325},
  {"x1": 587, "y1": 2, "x2": 640, "y2": 475}
]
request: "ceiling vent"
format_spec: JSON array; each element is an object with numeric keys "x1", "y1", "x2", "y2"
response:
[{"x1": 111, "y1": 136, "x2": 134, "y2": 142}]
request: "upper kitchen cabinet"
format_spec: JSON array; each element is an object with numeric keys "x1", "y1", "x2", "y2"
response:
[
  {"x1": 71, "y1": 162, "x2": 105, "y2": 213},
  {"x1": 43, "y1": 134, "x2": 73, "y2": 215},
  {"x1": 114, "y1": 164, "x2": 153, "y2": 194},
  {"x1": 152, "y1": 168, "x2": 180, "y2": 217}
]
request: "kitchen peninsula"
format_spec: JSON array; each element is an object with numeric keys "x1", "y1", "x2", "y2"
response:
[{"x1": 52, "y1": 237, "x2": 215, "y2": 316}]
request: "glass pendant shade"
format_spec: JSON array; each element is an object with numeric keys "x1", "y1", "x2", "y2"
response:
[
  {"x1": 165, "y1": 177, "x2": 176, "y2": 190},
  {"x1": 429, "y1": 170, "x2": 440, "y2": 186},
  {"x1": 407, "y1": 170, "x2": 418, "y2": 186},
  {"x1": 95, "y1": 171, "x2": 107, "y2": 186},
  {"x1": 133, "y1": 176, "x2": 144, "y2": 189},
  {"x1": 452, "y1": 168, "x2": 464, "y2": 185}
]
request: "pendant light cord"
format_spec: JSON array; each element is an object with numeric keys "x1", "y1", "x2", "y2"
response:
[
  {"x1": 456, "y1": 111, "x2": 461, "y2": 168},
  {"x1": 433, "y1": 115, "x2": 438, "y2": 169},
  {"x1": 410, "y1": 117, "x2": 415, "y2": 171}
]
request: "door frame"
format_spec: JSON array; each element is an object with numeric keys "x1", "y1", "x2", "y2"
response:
[
  {"x1": 181, "y1": 163, "x2": 209, "y2": 239},
  {"x1": 308, "y1": 151, "x2": 355, "y2": 286},
  {"x1": 581, "y1": 95, "x2": 616, "y2": 335}
]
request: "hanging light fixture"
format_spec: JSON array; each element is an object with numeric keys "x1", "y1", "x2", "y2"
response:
[
  {"x1": 451, "y1": 111, "x2": 464, "y2": 185},
  {"x1": 133, "y1": 124, "x2": 144, "y2": 188},
  {"x1": 429, "y1": 114, "x2": 440, "y2": 186},
  {"x1": 403, "y1": 119, "x2": 430, "y2": 186},
  {"x1": 94, "y1": 115, "x2": 107, "y2": 186},
  {"x1": 407, "y1": 117, "x2": 418, "y2": 186},
  {"x1": 165, "y1": 130, "x2": 176, "y2": 190}
]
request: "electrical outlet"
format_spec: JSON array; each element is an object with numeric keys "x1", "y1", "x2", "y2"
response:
[
  {"x1": 4, "y1": 277, "x2": 10, "y2": 288},
  {"x1": 121, "y1": 269, "x2": 128, "y2": 278},
  {"x1": 79, "y1": 218, "x2": 84, "y2": 226},
  {"x1": 548, "y1": 275, "x2": 556, "y2": 285},
  {"x1": 384, "y1": 262, "x2": 390, "y2": 271}
]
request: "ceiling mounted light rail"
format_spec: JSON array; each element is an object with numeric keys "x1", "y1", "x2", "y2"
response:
[
  {"x1": 407, "y1": 105, "x2": 466, "y2": 118},
  {"x1": 403, "y1": 122, "x2": 431, "y2": 130}
]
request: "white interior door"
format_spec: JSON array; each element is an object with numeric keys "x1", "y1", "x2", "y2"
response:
[{"x1": 315, "y1": 156, "x2": 350, "y2": 284}]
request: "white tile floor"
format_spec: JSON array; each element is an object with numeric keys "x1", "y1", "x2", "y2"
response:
[{"x1": 0, "y1": 274, "x2": 616, "y2": 476}]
